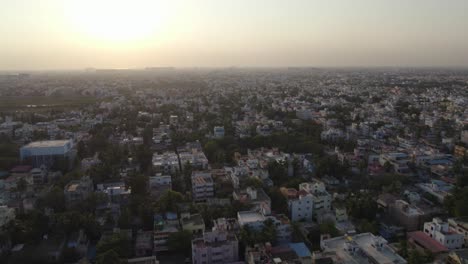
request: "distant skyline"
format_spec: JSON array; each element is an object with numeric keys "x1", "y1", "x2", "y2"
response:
[{"x1": 2, "y1": 0, "x2": 468, "y2": 70}]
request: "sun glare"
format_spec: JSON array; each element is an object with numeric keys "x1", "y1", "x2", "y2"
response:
[{"x1": 67, "y1": 0, "x2": 170, "y2": 44}]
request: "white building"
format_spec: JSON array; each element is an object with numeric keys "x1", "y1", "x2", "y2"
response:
[
  {"x1": 213, "y1": 126, "x2": 225, "y2": 139},
  {"x1": 237, "y1": 211, "x2": 291, "y2": 244},
  {"x1": 281, "y1": 187, "x2": 314, "y2": 222},
  {"x1": 379, "y1": 152, "x2": 411, "y2": 174},
  {"x1": 423, "y1": 218, "x2": 463, "y2": 250},
  {"x1": 299, "y1": 181, "x2": 332, "y2": 214},
  {"x1": 320, "y1": 233, "x2": 407, "y2": 264},
  {"x1": 191, "y1": 171, "x2": 214, "y2": 202},
  {"x1": 192, "y1": 219, "x2": 239, "y2": 264}
]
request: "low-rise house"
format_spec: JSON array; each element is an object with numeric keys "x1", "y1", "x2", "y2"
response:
[
  {"x1": 153, "y1": 212, "x2": 180, "y2": 252},
  {"x1": 407, "y1": 231, "x2": 448, "y2": 255},
  {"x1": 321, "y1": 232, "x2": 407, "y2": 264},
  {"x1": 388, "y1": 199, "x2": 426, "y2": 231},
  {"x1": 449, "y1": 217, "x2": 468, "y2": 247},
  {"x1": 233, "y1": 187, "x2": 271, "y2": 215},
  {"x1": 148, "y1": 174, "x2": 172, "y2": 199},
  {"x1": 181, "y1": 213, "x2": 205, "y2": 235},
  {"x1": 379, "y1": 152, "x2": 411, "y2": 174},
  {"x1": 192, "y1": 218, "x2": 239, "y2": 264},
  {"x1": 97, "y1": 181, "x2": 131, "y2": 204},
  {"x1": 245, "y1": 242, "x2": 308, "y2": 264},
  {"x1": 135, "y1": 230, "x2": 154, "y2": 257},
  {"x1": 152, "y1": 151, "x2": 180, "y2": 174},
  {"x1": 446, "y1": 249, "x2": 468, "y2": 264},
  {"x1": 237, "y1": 211, "x2": 292, "y2": 244},
  {"x1": 64, "y1": 176, "x2": 93, "y2": 207},
  {"x1": 423, "y1": 218, "x2": 463, "y2": 250}
]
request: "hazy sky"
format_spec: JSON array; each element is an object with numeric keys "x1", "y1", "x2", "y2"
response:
[{"x1": 2, "y1": 0, "x2": 468, "y2": 70}]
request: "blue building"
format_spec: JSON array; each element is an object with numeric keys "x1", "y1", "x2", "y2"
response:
[{"x1": 20, "y1": 140, "x2": 74, "y2": 168}]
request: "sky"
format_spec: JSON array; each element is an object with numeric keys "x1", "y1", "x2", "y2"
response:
[{"x1": 1, "y1": 0, "x2": 468, "y2": 70}]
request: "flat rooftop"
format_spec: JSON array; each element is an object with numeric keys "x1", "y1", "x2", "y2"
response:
[
  {"x1": 238, "y1": 211, "x2": 265, "y2": 224},
  {"x1": 322, "y1": 233, "x2": 407, "y2": 264},
  {"x1": 23, "y1": 140, "x2": 71, "y2": 148}
]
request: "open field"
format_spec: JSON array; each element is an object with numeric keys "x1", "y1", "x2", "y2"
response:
[{"x1": 0, "y1": 96, "x2": 99, "y2": 111}]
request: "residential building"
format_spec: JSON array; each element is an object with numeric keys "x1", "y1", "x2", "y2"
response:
[
  {"x1": 192, "y1": 218, "x2": 239, "y2": 264},
  {"x1": 423, "y1": 218, "x2": 463, "y2": 250},
  {"x1": 96, "y1": 181, "x2": 131, "y2": 204},
  {"x1": 0, "y1": 205, "x2": 15, "y2": 228},
  {"x1": 299, "y1": 181, "x2": 332, "y2": 214},
  {"x1": 446, "y1": 249, "x2": 468, "y2": 264},
  {"x1": 281, "y1": 187, "x2": 314, "y2": 222},
  {"x1": 152, "y1": 151, "x2": 180, "y2": 174},
  {"x1": 191, "y1": 171, "x2": 214, "y2": 202},
  {"x1": 379, "y1": 152, "x2": 411, "y2": 174},
  {"x1": 449, "y1": 217, "x2": 468, "y2": 247},
  {"x1": 64, "y1": 176, "x2": 93, "y2": 206},
  {"x1": 233, "y1": 187, "x2": 271, "y2": 215},
  {"x1": 153, "y1": 213, "x2": 179, "y2": 252},
  {"x1": 181, "y1": 213, "x2": 205, "y2": 235},
  {"x1": 135, "y1": 230, "x2": 154, "y2": 257},
  {"x1": 389, "y1": 199, "x2": 425, "y2": 231},
  {"x1": 148, "y1": 174, "x2": 172, "y2": 198},
  {"x1": 407, "y1": 231, "x2": 448, "y2": 255},
  {"x1": 213, "y1": 126, "x2": 225, "y2": 139},
  {"x1": 320, "y1": 232, "x2": 407, "y2": 264}
]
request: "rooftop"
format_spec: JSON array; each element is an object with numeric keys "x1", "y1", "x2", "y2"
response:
[
  {"x1": 238, "y1": 211, "x2": 265, "y2": 224},
  {"x1": 408, "y1": 231, "x2": 448, "y2": 254},
  {"x1": 23, "y1": 140, "x2": 71, "y2": 148}
]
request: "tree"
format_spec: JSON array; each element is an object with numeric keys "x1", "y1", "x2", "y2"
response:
[
  {"x1": 96, "y1": 249, "x2": 122, "y2": 264},
  {"x1": 260, "y1": 219, "x2": 277, "y2": 244},
  {"x1": 408, "y1": 249, "x2": 424, "y2": 264},
  {"x1": 16, "y1": 177, "x2": 27, "y2": 192},
  {"x1": 118, "y1": 207, "x2": 131, "y2": 229},
  {"x1": 96, "y1": 233, "x2": 132, "y2": 258},
  {"x1": 167, "y1": 230, "x2": 192, "y2": 255},
  {"x1": 319, "y1": 220, "x2": 340, "y2": 237},
  {"x1": 155, "y1": 190, "x2": 184, "y2": 213}
]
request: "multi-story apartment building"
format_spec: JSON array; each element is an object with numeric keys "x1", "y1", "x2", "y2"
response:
[
  {"x1": 192, "y1": 218, "x2": 239, "y2": 264},
  {"x1": 152, "y1": 152, "x2": 180, "y2": 174},
  {"x1": 299, "y1": 181, "x2": 332, "y2": 214},
  {"x1": 191, "y1": 171, "x2": 214, "y2": 202},
  {"x1": 281, "y1": 187, "x2": 314, "y2": 222}
]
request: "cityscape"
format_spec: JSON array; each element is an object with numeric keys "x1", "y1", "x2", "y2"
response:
[{"x1": 1, "y1": 1, "x2": 468, "y2": 264}]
